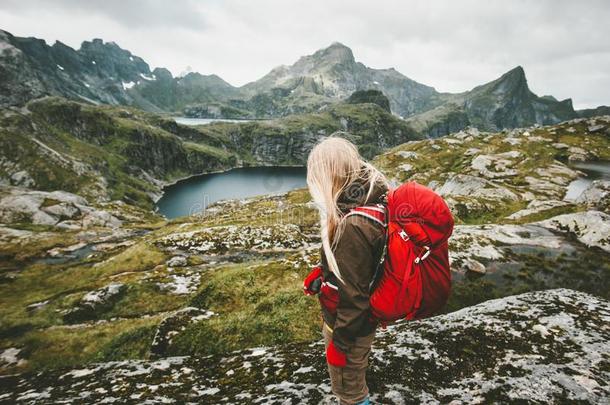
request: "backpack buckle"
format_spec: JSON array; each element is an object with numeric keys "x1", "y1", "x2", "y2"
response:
[
  {"x1": 399, "y1": 229, "x2": 409, "y2": 241},
  {"x1": 414, "y1": 246, "x2": 431, "y2": 264}
]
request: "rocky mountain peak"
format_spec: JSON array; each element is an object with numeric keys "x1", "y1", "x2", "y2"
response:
[
  {"x1": 311, "y1": 41, "x2": 355, "y2": 65},
  {"x1": 493, "y1": 65, "x2": 529, "y2": 93}
]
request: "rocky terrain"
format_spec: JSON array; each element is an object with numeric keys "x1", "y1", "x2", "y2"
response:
[
  {"x1": 0, "y1": 289, "x2": 608, "y2": 403},
  {"x1": 0, "y1": 98, "x2": 609, "y2": 402},
  {"x1": 2, "y1": 29, "x2": 607, "y2": 136}
]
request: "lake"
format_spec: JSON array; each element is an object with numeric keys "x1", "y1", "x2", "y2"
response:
[
  {"x1": 156, "y1": 167, "x2": 307, "y2": 218},
  {"x1": 564, "y1": 161, "x2": 610, "y2": 200},
  {"x1": 173, "y1": 117, "x2": 252, "y2": 126}
]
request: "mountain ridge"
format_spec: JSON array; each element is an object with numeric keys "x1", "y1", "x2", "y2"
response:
[{"x1": 1, "y1": 29, "x2": 608, "y2": 134}]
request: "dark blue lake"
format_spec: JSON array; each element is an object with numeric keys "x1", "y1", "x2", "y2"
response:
[{"x1": 156, "y1": 166, "x2": 307, "y2": 219}]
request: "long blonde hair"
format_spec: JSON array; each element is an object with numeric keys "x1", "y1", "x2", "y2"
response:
[{"x1": 307, "y1": 134, "x2": 388, "y2": 283}]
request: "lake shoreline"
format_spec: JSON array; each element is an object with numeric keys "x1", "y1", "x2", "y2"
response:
[{"x1": 156, "y1": 165, "x2": 307, "y2": 218}]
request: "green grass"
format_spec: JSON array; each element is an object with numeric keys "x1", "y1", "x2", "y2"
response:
[
  {"x1": 169, "y1": 259, "x2": 320, "y2": 356},
  {"x1": 12, "y1": 317, "x2": 161, "y2": 373}
]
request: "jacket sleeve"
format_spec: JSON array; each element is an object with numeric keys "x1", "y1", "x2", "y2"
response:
[{"x1": 332, "y1": 216, "x2": 383, "y2": 353}]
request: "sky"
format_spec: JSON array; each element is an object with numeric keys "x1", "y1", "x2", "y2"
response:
[{"x1": 1, "y1": 0, "x2": 609, "y2": 109}]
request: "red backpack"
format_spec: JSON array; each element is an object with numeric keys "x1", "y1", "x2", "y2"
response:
[{"x1": 348, "y1": 182, "x2": 454, "y2": 322}]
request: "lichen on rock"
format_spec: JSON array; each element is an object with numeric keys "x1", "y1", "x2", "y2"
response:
[{"x1": 1, "y1": 289, "x2": 608, "y2": 403}]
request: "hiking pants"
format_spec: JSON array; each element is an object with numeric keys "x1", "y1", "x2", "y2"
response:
[{"x1": 323, "y1": 323, "x2": 376, "y2": 405}]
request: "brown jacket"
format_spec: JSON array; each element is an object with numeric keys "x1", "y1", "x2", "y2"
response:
[{"x1": 319, "y1": 180, "x2": 387, "y2": 353}]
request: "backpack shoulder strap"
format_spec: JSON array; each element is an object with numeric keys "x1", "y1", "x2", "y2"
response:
[{"x1": 344, "y1": 204, "x2": 387, "y2": 227}]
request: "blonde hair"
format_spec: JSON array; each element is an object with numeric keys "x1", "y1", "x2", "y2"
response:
[{"x1": 306, "y1": 134, "x2": 388, "y2": 283}]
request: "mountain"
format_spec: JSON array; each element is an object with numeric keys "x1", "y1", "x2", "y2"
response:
[
  {"x1": 577, "y1": 105, "x2": 610, "y2": 118},
  {"x1": 238, "y1": 42, "x2": 439, "y2": 118},
  {"x1": 0, "y1": 29, "x2": 241, "y2": 114},
  {"x1": 0, "y1": 29, "x2": 154, "y2": 107},
  {"x1": 1, "y1": 29, "x2": 608, "y2": 134},
  {"x1": 438, "y1": 66, "x2": 578, "y2": 130}
]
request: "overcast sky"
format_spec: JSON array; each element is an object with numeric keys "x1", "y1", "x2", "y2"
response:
[{"x1": 1, "y1": 0, "x2": 609, "y2": 108}]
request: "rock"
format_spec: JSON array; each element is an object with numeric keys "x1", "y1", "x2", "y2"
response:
[
  {"x1": 436, "y1": 174, "x2": 518, "y2": 201},
  {"x1": 26, "y1": 300, "x2": 49, "y2": 313},
  {"x1": 552, "y1": 142, "x2": 569, "y2": 149},
  {"x1": 502, "y1": 137, "x2": 521, "y2": 146},
  {"x1": 567, "y1": 146, "x2": 589, "y2": 162},
  {"x1": 507, "y1": 199, "x2": 571, "y2": 220},
  {"x1": 81, "y1": 209, "x2": 122, "y2": 228},
  {"x1": 462, "y1": 258, "x2": 486, "y2": 274},
  {"x1": 395, "y1": 151, "x2": 418, "y2": 159},
  {"x1": 150, "y1": 307, "x2": 215, "y2": 358},
  {"x1": 0, "y1": 347, "x2": 25, "y2": 367},
  {"x1": 574, "y1": 179, "x2": 610, "y2": 210},
  {"x1": 535, "y1": 162, "x2": 578, "y2": 186},
  {"x1": 157, "y1": 224, "x2": 315, "y2": 255},
  {"x1": 157, "y1": 274, "x2": 201, "y2": 295},
  {"x1": 0, "y1": 187, "x2": 121, "y2": 229},
  {"x1": 397, "y1": 163, "x2": 413, "y2": 173},
  {"x1": 63, "y1": 283, "x2": 126, "y2": 323},
  {"x1": 166, "y1": 255, "x2": 188, "y2": 267},
  {"x1": 2, "y1": 289, "x2": 608, "y2": 403},
  {"x1": 9, "y1": 170, "x2": 34, "y2": 187},
  {"x1": 524, "y1": 176, "x2": 566, "y2": 199},
  {"x1": 588, "y1": 124, "x2": 605, "y2": 133},
  {"x1": 471, "y1": 151, "x2": 521, "y2": 178},
  {"x1": 450, "y1": 222, "x2": 564, "y2": 265},
  {"x1": 537, "y1": 210, "x2": 610, "y2": 252},
  {"x1": 41, "y1": 202, "x2": 81, "y2": 220}
]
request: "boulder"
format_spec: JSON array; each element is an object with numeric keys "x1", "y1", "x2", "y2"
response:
[
  {"x1": 436, "y1": 174, "x2": 518, "y2": 201},
  {"x1": 471, "y1": 151, "x2": 521, "y2": 179},
  {"x1": 395, "y1": 151, "x2": 418, "y2": 160},
  {"x1": 574, "y1": 179, "x2": 610, "y2": 210},
  {"x1": 506, "y1": 199, "x2": 571, "y2": 220},
  {"x1": 150, "y1": 307, "x2": 215, "y2": 358},
  {"x1": 63, "y1": 283, "x2": 125, "y2": 324},
  {"x1": 462, "y1": 258, "x2": 486, "y2": 274},
  {"x1": 537, "y1": 210, "x2": 610, "y2": 252},
  {"x1": 0, "y1": 187, "x2": 121, "y2": 229},
  {"x1": 450, "y1": 222, "x2": 564, "y2": 265},
  {"x1": 166, "y1": 255, "x2": 188, "y2": 267},
  {"x1": 2, "y1": 289, "x2": 608, "y2": 403}
]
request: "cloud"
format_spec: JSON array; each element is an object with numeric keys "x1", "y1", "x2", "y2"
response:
[
  {"x1": 0, "y1": 0, "x2": 206, "y2": 30},
  {"x1": 1, "y1": 0, "x2": 609, "y2": 108}
]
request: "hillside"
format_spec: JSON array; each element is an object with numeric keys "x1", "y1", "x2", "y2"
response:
[{"x1": 0, "y1": 97, "x2": 420, "y2": 211}]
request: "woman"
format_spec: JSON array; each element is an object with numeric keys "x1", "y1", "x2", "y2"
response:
[{"x1": 303, "y1": 135, "x2": 389, "y2": 405}]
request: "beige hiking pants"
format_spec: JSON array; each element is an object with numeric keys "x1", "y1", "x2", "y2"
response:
[{"x1": 322, "y1": 323, "x2": 376, "y2": 405}]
